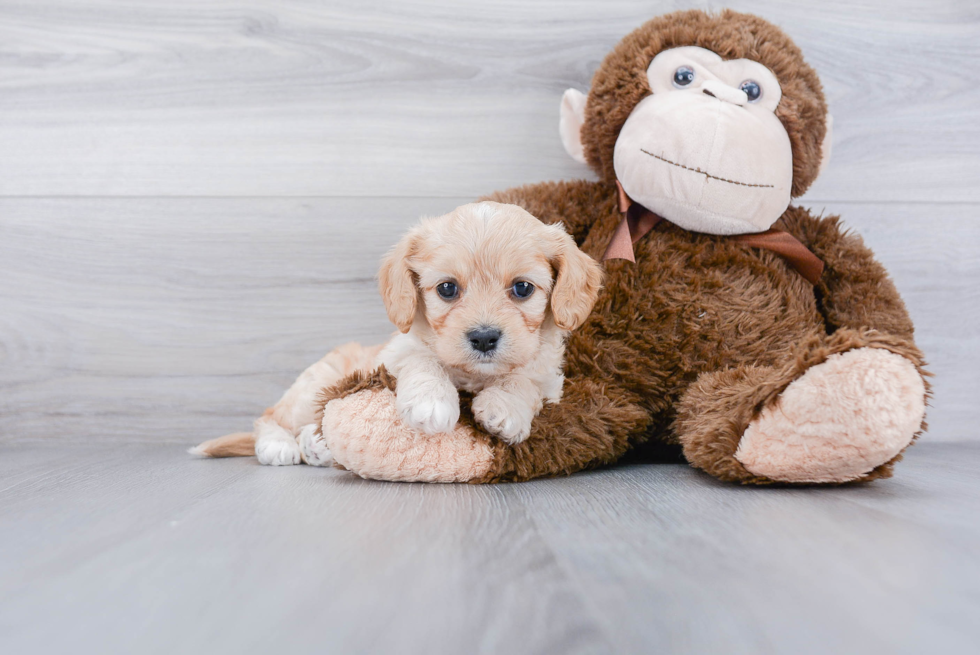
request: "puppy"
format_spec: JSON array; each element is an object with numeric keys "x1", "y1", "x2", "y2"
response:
[{"x1": 191, "y1": 201, "x2": 603, "y2": 466}]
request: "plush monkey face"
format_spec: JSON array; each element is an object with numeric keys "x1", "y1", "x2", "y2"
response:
[
  {"x1": 613, "y1": 47, "x2": 792, "y2": 234},
  {"x1": 559, "y1": 10, "x2": 832, "y2": 235}
]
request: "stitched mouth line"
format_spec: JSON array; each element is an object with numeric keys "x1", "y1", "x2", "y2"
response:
[{"x1": 640, "y1": 149, "x2": 774, "y2": 189}]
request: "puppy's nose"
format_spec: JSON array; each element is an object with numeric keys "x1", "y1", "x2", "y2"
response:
[{"x1": 467, "y1": 327, "x2": 501, "y2": 354}]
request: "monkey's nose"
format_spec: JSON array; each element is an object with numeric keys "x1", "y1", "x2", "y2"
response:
[
  {"x1": 700, "y1": 79, "x2": 747, "y2": 106},
  {"x1": 467, "y1": 327, "x2": 501, "y2": 354}
]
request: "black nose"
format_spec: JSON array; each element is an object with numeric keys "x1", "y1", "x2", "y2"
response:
[{"x1": 467, "y1": 327, "x2": 501, "y2": 354}]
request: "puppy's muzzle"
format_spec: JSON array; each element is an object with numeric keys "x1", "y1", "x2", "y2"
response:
[{"x1": 467, "y1": 326, "x2": 501, "y2": 354}]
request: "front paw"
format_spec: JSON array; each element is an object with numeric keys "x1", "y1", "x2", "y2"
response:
[
  {"x1": 472, "y1": 387, "x2": 534, "y2": 444},
  {"x1": 396, "y1": 379, "x2": 460, "y2": 434}
]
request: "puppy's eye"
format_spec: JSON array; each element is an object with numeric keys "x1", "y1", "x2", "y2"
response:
[
  {"x1": 673, "y1": 66, "x2": 695, "y2": 88},
  {"x1": 511, "y1": 281, "x2": 534, "y2": 299},
  {"x1": 436, "y1": 281, "x2": 458, "y2": 301},
  {"x1": 739, "y1": 80, "x2": 762, "y2": 102}
]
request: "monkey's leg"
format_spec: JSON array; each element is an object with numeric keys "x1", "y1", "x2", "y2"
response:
[
  {"x1": 674, "y1": 328, "x2": 928, "y2": 484},
  {"x1": 319, "y1": 372, "x2": 650, "y2": 483}
]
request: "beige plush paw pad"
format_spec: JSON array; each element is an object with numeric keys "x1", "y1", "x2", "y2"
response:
[
  {"x1": 735, "y1": 348, "x2": 925, "y2": 483},
  {"x1": 321, "y1": 388, "x2": 494, "y2": 483}
]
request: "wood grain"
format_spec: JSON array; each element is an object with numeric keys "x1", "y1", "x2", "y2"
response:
[
  {"x1": 0, "y1": 197, "x2": 466, "y2": 442},
  {"x1": 0, "y1": 0, "x2": 976, "y2": 200},
  {"x1": 507, "y1": 444, "x2": 980, "y2": 653},
  {"x1": 0, "y1": 197, "x2": 975, "y2": 444},
  {"x1": 0, "y1": 443, "x2": 613, "y2": 654},
  {"x1": 1, "y1": 4, "x2": 976, "y2": 653},
  {"x1": 1, "y1": 2, "x2": 975, "y2": 444},
  {"x1": 0, "y1": 441, "x2": 977, "y2": 654}
]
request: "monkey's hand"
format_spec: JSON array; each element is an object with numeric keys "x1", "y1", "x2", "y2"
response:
[{"x1": 319, "y1": 368, "x2": 649, "y2": 483}]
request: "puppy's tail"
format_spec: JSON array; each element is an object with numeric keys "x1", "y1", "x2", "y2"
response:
[{"x1": 188, "y1": 432, "x2": 256, "y2": 458}]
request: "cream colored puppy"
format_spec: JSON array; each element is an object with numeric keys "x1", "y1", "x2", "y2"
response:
[{"x1": 191, "y1": 201, "x2": 602, "y2": 466}]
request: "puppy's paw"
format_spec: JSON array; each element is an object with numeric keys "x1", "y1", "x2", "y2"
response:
[
  {"x1": 473, "y1": 387, "x2": 534, "y2": 444},
  {"x1": 256, "y1": 434, "x2": 302, "y2": 466},
  {"x1": 298, "y1": 423, "x2": 334, "y2": 467},
  {"x1": 397, "y1": 378, "x2": 460, "y2": 435}
]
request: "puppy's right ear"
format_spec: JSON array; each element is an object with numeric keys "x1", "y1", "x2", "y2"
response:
[{"x1": 378, "y1": 228, "x2": 420, "y2": 333}]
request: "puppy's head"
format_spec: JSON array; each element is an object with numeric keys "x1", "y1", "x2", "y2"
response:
[{"x1": 378, "y1": 201, "x2": 603, "y2": 376}]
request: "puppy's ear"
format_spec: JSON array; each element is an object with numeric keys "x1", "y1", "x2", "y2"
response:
[
  {"x1": 378, "y1": 227, "x2": 420, "y2": 333},
  {"x1": 547, "y1": 225, "x2": 603, "y2": 330}
]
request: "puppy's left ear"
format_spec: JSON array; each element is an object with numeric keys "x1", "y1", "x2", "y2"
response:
[
  {"x1": 547, "y1": 225, "x2": 603, "y2": 330},
  {"x1": 378, "y1": 226, "x2": 421, "y2": 333}
]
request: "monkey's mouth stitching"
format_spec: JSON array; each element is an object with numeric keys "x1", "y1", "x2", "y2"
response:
[{"x1": 640, "y1": 149, "x2": 774, "y2": 189}]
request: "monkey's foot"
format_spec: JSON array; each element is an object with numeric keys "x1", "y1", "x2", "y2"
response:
[{"x1": 735, "y1": 347, "x2": 925, "y2": 483}]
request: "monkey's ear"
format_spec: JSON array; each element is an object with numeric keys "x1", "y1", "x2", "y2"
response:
[
  {"x1": 817, "y1": 114, "x2": 834, "y2": 180},
  {"x1": 559, "y1": 88, "x2": 588, "y2": 164}
]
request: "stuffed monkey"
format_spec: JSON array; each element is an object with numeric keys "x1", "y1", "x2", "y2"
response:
[{"x1": 312, "y1": 9, "x2": 929, "y2": 485}]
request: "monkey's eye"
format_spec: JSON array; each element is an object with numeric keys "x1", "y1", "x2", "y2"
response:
[
  {"x1": 740, "y1": 80, "x2": 762, "y2": 102},
  {"x1": 436, "y1": 281, "x2": 458, "y2": 301},
  {"x1": 511, "y1": 281, "x2": 534, "y2": 299},
  {"x1": 672, "y1": 66, "x2": 696, "y2": 88}
]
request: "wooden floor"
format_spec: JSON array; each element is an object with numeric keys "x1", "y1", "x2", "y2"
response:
[{"x1": 1, "y1": 441, "x2": 978, "y2": 654}]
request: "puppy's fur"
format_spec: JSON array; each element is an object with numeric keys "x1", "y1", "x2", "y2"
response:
[{"x1": 191, "y1": 201, "x2": 602, "y2": 466}]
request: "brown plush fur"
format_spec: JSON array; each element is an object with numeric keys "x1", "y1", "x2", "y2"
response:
[{"x1": 327, "y1": 10, "x2": 927, "y2": 484}]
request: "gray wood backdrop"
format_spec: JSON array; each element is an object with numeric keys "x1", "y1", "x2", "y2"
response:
[{"x1": 1, "y1": 0, "x2": 977, "y2": 444}]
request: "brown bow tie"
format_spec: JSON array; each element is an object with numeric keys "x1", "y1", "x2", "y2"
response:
[{"x1": 603, "y1": 181, "x2": 825, "y2": 285}]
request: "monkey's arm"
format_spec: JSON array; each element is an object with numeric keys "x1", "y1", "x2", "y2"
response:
[
  {"x1": 779, "y1": 207, "x2": 915, "y2": 339},
  {"x1": 475, "y1": 377, "x2": 649, "y2": 482},
  {"x1": 481, "y1": 180, "x2": 615, "y2": 245},
  {"x1": 319, "y1": 370, "x2": 650, "y2": 483}
]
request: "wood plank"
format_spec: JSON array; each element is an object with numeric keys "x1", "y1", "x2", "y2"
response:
[
  {"x1": 0, "y1": 443, "x2": 614, "y2": 655},
  {"x1": 0, "y1": 0, "x2": 976, "y2": 200},
  {"x1": 0, "y1": 197, "x2": 975, "y2": 444},
  {"x1": 0, "y1": 444, "x2": 252, "y2": 584},
  {"x1": 815, "y1": 442, "x2": 980, "y2": 535},
  {"x1": 0, "y1": 196, "x2": 469, "y2": 442},
  {"x1": 0, "y1": 442, "x2": 977, "y2": 654},
  {"x1": 507, "y1": 443, "x2": 980, "y2": 654}
]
